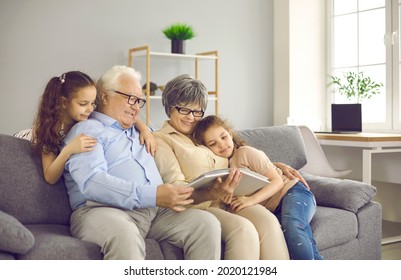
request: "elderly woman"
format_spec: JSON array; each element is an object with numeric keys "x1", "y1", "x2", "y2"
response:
[{"x1": 153, "y1": 74, "x2": 292, "y2": 260}]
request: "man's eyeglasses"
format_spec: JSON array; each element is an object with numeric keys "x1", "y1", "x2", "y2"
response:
[
  {"x1": 109, "y1": 90, "x2": 146, "y2": 108},
  {"x1": 175, "y1": 106, "x2": 205, "y2": 117}
]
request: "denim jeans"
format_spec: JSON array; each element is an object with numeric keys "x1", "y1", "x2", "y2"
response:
[{"x1": 274, "y1": 182, "x2": 323, "y2": 260}]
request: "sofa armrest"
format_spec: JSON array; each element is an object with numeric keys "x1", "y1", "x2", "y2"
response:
[
  {"x1": 0, "y1": 211, "x2": 35, "y2": 254},
  {"x1": 301, "y1": 173, "x2": 377, "y2": 213}
]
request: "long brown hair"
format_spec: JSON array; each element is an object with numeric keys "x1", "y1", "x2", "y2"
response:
[
  {"x1": 32, "y1": 71, "x2": 95, "y2": 155},
  {"x1": 193, "y1": 115, "x2": 245, "y2": 148}
]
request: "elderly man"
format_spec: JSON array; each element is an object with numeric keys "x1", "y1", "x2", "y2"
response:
[{"x1": 62, "y1": 65, "x2": 221, "y2": 260}]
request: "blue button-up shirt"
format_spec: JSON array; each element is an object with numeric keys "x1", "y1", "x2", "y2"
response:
[{"x1": 63, "y1": 111, "x2": 161, "y2": 210}]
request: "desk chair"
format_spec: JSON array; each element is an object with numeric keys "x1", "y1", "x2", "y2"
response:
[{"x1": 298, "y1": 125, "x2": 352, "y2": 178}]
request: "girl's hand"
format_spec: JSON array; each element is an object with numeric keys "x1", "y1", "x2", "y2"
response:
[
  {"x1": 229, "y1": 196, "x2": 256, "y2": 212},
  {"x1": 66, "y1": 134, "x2": 97, "y2": 155},
  {"x1": 139, "y1": 130, "x2": 157, "y2": 156},
  {"x1": 273, "y1": 162, "x2": 310, "y2": 189}
]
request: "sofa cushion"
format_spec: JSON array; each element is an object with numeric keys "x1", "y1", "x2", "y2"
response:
[
  {"x1": 236, "y1": 126, "x2": 307, "y2": 170},
  {"x1": 159, "y1": 240, "x2": 184, "y2": 260},
  {"x1": 0, "y1": 211, "x2": 35, "y2": 254},
  {"x1": 0, "y1": 134, "x2": 71, "y2": 225},
  {"x1": 311, "y1": 206, "x2": 357, "y2": 251},
  {"x1": 302, "y1": 173, "x2": 377, "y2": 213},
  {"x1": 22, "y1": 224, "x2": 168, "y2": 260},
  {"x1": 0, "y1": 252, "x2": 15, "y2": 260},
  {"x1": 20, "y1": 224, "x2": 102, "y2": 260}
]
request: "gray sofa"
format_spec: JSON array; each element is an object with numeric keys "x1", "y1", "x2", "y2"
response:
[{"x1": 0, "y1": 125, "x2": 382, "y2": 260}]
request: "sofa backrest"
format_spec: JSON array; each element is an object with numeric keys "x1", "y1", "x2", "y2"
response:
[
  {"x1": 236, "y1": 125, "x2": 307, "y2": 170},
  {"x1": 0, "y1": 134, "x2": 71, "y2": 225}
]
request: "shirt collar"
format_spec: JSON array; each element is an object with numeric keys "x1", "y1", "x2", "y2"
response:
[
  {"x1": 159, "y1": 120, "x2": 177, "y2": 134},
  {"x1": 159, "y1": 120, "x2": 194, "y2": 144},
  {"x1": 90, "y1": 111, "x2": 133, "y2": 132}
]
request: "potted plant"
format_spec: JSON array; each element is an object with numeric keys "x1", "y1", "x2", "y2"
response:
[
  {"x1": 162, "y1": 23, "x2": 196, "y2": 54},
  {"x1": 329, "y1": 71, "x2": 383, "y2": 131},
  {"x1": 330, "y1": 71, "x2": 383, "y2": 103}
]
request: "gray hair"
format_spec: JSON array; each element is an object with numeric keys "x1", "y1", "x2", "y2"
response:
[
  {"x1": 162, "y1": 74, "x2": 208, "y2": 117},
  {"x1": 96, "y1": 65, "x2": 141, "y2": 105}
]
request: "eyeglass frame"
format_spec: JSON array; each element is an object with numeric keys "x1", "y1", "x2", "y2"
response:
[
  {"x1": 175, "y1": 106, "x2": 205, "y2": 117},
  {"x1": 107, "y1": 90, "x2": 146, "y2": 108}
]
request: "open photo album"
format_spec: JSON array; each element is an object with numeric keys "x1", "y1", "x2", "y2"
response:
[{"x1": 187, "y1": 168, "x2": 269, "y2": 196}]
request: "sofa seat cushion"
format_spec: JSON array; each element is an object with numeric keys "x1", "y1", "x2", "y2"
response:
[
  {"x1": 312, "y1": 206, "x2": 358, "y2": 251},
  {"x1": 0, "y1": 252, "x2": 15, "y2": 260},
  {"x1": 19, "y1": 224, "x2": 102, "y2": 260},
  {"x1": 159, "y1": 240, "x2": 184, "y2": 260},
  {"x1": 20, "y1": 224, "x2": 167, "y2": 260},
  {"x1": 0, "y1": 211, "x2": 35, "y2": 254}
]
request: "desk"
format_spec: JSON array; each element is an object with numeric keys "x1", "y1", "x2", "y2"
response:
[
  {"x1": 315, "y1": 133, "x2": 401, "y2": 185},
  {"x1": 315, "y1": 132, "x2": 401, "y2": 245}
]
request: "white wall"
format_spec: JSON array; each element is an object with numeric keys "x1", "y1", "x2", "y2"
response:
[
  {"x1": 0, "y1": 0, "x2": 273, "y2": 135},
  {"x1": 274, "y1": 0, "x2": 327, "y2": 130}
]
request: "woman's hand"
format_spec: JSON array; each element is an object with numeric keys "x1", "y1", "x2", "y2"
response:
[
  {"x1": 273, "y1": 162, "x2": 310, "y2": 189},
  {"x1": 209, "y1": 168, "x2": 242, "y2": 201},
  {"x1": 221, "y1": 193, "x2": 233, "y2": 204}
]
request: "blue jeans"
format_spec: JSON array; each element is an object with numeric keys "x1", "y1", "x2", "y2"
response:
[{"x1": 274, "y1": 182, "x2": 323, "y2": 260}]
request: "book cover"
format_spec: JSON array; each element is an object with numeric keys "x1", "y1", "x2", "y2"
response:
[{"x1": 187, "y1": 168, "x2": 269, "y2": 196}]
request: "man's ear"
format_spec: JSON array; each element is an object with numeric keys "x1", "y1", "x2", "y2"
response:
[{"x1": 101, "y1": 90, "x2": 108, "y2": 105}]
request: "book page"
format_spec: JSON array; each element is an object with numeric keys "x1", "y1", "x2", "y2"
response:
[{"x1": 187, "y1": 168, "x2": 269, "y2": 196}]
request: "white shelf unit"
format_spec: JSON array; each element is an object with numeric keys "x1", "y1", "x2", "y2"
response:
[{"x1": 128, "y1": 45, "x2": 218, "y2": 125}]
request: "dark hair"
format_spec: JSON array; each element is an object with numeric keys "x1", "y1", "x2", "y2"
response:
[
  {"x1": 192, "y1": 115, "x2": 245, "y2": 147},
  {"x1": 32, "y1": 71, "x2": 95, "y2": 155}
]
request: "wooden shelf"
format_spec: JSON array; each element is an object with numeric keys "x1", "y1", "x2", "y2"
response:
[
  {"x1": 128, "y1": 45, "x2": 219, "y2": 125},
  {"x1": 131, "y1": 50, "x2": 217, "y2": 61}
]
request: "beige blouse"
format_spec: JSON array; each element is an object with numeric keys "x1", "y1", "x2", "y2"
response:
[{"x1": 153, "y1": 121, "x2": 228, "y2": 209}]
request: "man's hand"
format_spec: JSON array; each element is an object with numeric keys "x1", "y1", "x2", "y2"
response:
[{"x1": 156, "y1": 184, "x2": 194, "y2": 212}]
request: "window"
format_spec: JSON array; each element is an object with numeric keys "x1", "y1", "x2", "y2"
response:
[{"x1": 330, "y1": 0, "x2": 401, "y2": 131}]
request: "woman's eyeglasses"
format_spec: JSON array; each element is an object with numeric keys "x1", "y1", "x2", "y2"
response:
[{"x1": 175, "y1": 106, "x2": 204, "y2": 117}]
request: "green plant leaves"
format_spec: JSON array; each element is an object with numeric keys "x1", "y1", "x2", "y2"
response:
[
  {"x1": 162, "y1": 23, "x2": 196, "y2": 40},
  {"x1": 330, "y1": 71, "x2": 383, "y2": 103}
]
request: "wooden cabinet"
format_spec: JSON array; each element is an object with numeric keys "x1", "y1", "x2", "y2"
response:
[{"x1": 128, "y1": 45, "x2": 218, "y2": 125}]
